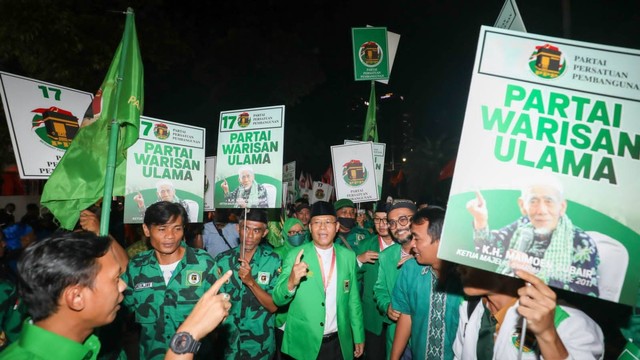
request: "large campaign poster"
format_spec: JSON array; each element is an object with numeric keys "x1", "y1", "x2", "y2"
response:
[
  {"x1": 331, "y1": 142, "x2": 378, "y2": 203},
  {"x1": 0, "y1": 72, "x2": 93, "y2": 178},
  {"x1": 438, "y1": 26, "x2": 640, "y2": 306},
  {"x1": 123, "y1": 116, "x2": 205, "y2": 223},
  {"x1": 215, "y1": 105, "x2": 284, "y2": 209}
]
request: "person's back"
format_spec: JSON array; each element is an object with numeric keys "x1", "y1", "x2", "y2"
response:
[{"x1": 203, "y1": 222, "x2": 238, "y2": 258}]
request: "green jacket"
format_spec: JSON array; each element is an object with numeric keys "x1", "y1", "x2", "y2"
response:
[
  {"x1": 272, "y1": 239, "x2": 307, "y2": 328},
  {"x1": 213, "y1": 245, "x2": 281, "y2": 360},
  {"x1": 0, "y1": 319, "x2": 101, "y2": 360},
  {"x1": 122, "y1": 243, "x2": 216, "y2": 360},
  {"x1": 357, "y1": 235, "x2": 386, "y2": 335},
  {"x1": 336, "y1": 227, "x2": 370, "y2": 254},
  {"x1": 373, "y1": 243, "x2": 402, "y2": 359},
  {"x1": 273, "y1": 241, "x2": 364, "y2": 360},
  {"x1": 0, "y1": 280, "x2": 26, "y2": 349}
]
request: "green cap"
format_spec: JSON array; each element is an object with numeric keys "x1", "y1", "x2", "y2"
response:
[{"x1": 334, "y1": 198, "x2": 355, "y2": 211}]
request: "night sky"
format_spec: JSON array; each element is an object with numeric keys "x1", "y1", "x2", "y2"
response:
[{"x1": 1, "y1": 0, "x2": 639, "y2": 176}]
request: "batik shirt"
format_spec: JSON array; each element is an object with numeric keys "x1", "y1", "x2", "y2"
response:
[
  {"x1": 213, "y1": 244, "x2": 281, "y2": 360},
  {"x1": 122, "y1": 243, "x2": 216, "y2": 360},
  {"x1": 392, "y1": 260, "x2": 464, "y2": 360}
]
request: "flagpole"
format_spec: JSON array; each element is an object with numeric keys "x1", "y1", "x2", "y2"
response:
[{"x1": 100, "y1": 8, "x2": 135, "y2": 236}]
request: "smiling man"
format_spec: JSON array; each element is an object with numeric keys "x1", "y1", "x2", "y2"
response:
[
  {"x1": 390, "y1": 206, "x2": 464, "y2": 360},
  {"x1": 373, "y1": 199, "x2": 416, "y2": 359},
  {"x1": 213, "y1": 209, "x2": 281, "y2": 359},
  {"x1": 122, "y1": 201, "x2": 217, "y2": 359}
]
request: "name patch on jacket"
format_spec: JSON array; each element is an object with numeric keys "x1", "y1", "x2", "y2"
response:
[
  {"x1": 134, "y1": 282, "x2": 153, "y2": 290},
  {"x1": 185, "y1": 270, "x2": 203, "y2": 286}
]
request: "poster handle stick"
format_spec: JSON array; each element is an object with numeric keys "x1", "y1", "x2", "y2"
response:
[
  {"x1": 518, "y1": 307, "x2": 528, "y2": 360},
  {"x1": 242, "y1": 208, "x2": 249, "y2": 261}
]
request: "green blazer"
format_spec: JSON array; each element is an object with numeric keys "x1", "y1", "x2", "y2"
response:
[
  {"x1": 357, "y1": 235, "x2": 386, "y2": 335},
  {"x1": 273, "y1": 241, "x2": 365, "y2": 360}
]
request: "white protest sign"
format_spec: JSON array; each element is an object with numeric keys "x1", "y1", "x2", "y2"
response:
[
  {"x1": 0, "y1": 72, "x2": 93, "y2": 178},
  {"x1": 331, "y1": 142, "x2": 378, "y2": 202}
]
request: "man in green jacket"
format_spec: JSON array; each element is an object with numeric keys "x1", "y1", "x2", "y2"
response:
[
  {"x1": 273, "y1": 201, "x2": 364, "y2": 360},
  {"x1": 213, "y1": 209, "x2": 281, "y2": 360},
  {"x1": 122, "y1": 202, "x2": 217, "y2": 359},
  {"x1": 357, "y1": 202, "x2": 393, "y2": 359},
  {"x1": 373, "y1": 199, "x2": 416, "y2": 359},
  {"x1": 334, "y1": 199, "x2": 370, "y2": 253}
]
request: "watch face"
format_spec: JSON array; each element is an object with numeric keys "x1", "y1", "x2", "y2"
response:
[
  {"x1": 174, "y1": 333, "x2": 190, "y2": 351},
  {"x1": 170, "y1": 332, "x2": 201, "y2": 354},
  {"x1": 171, "y1": 332, "x2": 194, "y2": 354}
]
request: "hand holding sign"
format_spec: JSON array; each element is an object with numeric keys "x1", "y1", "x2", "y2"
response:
[{"x1": 466, "y1": 190, "x2": 489, "y2": 229}]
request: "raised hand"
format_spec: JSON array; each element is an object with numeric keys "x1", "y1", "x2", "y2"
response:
[
  {"x1": 466, "y1": 190, "x2": 489, "y2": 229},
  {"x1": 287, "y1": 249, "x2": 308, "y2": 291}
]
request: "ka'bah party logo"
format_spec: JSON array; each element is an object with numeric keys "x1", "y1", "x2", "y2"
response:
[
  {"x1": 359, "y1": 41, "x2": 384, "y2": 67},
  {"x1": 342, "y1": 159, "x2": 368, "y2": 187},
  {"x1": 31, "y1": 106, "x2": 80, "y2": 150},
  {"x1": 154, "y1": 122, "x2": 170, "y2": 140},
  {"x1": 315, "y1": 188, "x2": 325, "y2": 199},
  {"x1": 238, "y1": 112, "x2": 251, "y2": 128},
  {"x1": 529, "y1": 43, "x2": 566, "y2": 79}
]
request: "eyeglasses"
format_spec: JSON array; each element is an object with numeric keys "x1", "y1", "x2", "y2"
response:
[
  {"x1": 287, "y1": 230, "x2": 307, "y2": 236},
  {"x1": 310, "y1": 220, "x2": 337, "y2": 228},
  {"x1": 387, "y1": 215, "x2": 412, "y2": 229},
  {"x1": 242, "y1": 226, "x2": 266, "y2": 235},
  {"x1": 373, "y1": 218, "x2": 388, "y2": 225}
]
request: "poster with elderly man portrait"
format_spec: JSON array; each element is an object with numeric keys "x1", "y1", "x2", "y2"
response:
[
  {"x1": 439, "y1": 26, "x2": 640, "y2": 306},
  {"x1": 123, "y1": 116, "x2": 205, "y2": 223},
  {"x1": 215, "y1": 105, "x2": 285, "y2": 209}
]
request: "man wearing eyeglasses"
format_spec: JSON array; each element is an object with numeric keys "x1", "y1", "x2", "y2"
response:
[
  {"x1": 356, "y1": 201, "x2": 394, "y2": 359},
  {"x1": 273, "y1": 201, "x2": 364, "y2": 360},
  {"x1": 373, "y1": 199, "x2": 416, "y2": 359},
  {"x1": 212, "y1": 209, "x2": 282, "y2": 359}
]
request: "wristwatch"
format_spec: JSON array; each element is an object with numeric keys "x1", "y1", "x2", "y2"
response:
[{"x1": 169, "y1": 331, "x2": 201, "y2": 354}]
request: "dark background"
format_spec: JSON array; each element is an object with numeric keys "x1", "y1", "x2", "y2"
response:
[{"x1": 1, "y1": 0, "x2": 639, "y2": 201}]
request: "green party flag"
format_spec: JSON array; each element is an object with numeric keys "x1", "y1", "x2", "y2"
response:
[
  {"x1": 362, "y1": 80, "x2": 378, "y2": 142},
  {"x1": 41, "y1": 9, "x2": 143, "y2": 230}
]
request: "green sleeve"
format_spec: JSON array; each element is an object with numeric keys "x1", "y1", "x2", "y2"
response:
[
  {"x1": 272, "y1": 248, "x2": 296, "y2": 307},
  {"x1": 349, "y1": 255, "x2": 365, "y2": 344},
  {"x1": 373, "y1": 255, "x2": 391, "y2": 315}
]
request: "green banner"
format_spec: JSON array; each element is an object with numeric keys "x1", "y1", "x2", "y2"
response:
[{"x1": 352, "y1": 27, "x2": 389, "y2": 81}]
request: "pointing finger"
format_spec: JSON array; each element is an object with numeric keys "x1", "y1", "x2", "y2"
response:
[
  {"x1": 475, "y1": 190, "x2": 485, "y2": 207},
  {"x1": 295, "y1": 249, "x2": 304, "y2": 264},
  {"x1": 210, "y1": 270, "x2": 232, "y2": 296}
]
